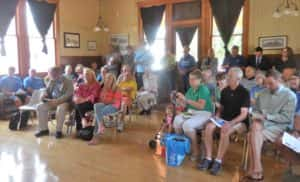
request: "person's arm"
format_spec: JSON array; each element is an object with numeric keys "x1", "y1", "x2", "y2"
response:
[
  {"x1": 23, "y1": 78, "x2": 33, "y2": 94},
  {"x1": 229, "y1": 107, "x2": 249, "y2": 126},
  {"x1": 54, "y1": 79, "x2": 74, "y2": 105},
  {"x1": 176, "y1": 92, "x2": 206, "y2": 110},
  {"x1": 86, "y1": 83, "x2": 101, "y2": 103},
  {"x1": 186, "y1": 99, "x2": 206, "y2": 110},
  {"x1": 265, "y1": 96, "x2": 297, "y2": 124}
]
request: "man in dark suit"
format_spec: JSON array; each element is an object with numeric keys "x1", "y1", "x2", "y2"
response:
[{"x1": 247, "y1": 47, "x2": 272, "y2": 71}]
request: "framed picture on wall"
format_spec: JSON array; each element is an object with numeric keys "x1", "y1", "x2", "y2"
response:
[
  {"x1": 87, "y1": 41, "x2": 97, "y2": 51},
  {"x1": 64, "y1": 32, "x2": 80, "y2": 48},
  {"x1": 110, "y1": 33, "x2": 129, "y2": 55},
  {"x1": 258, "y1": 35, "x2": 288, "y2": 50}
]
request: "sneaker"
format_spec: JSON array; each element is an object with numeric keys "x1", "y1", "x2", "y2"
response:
[
  {"x1": 139, "y1": 110, "x2": 146, "y2": 115},
  {"x1": 35, "y1": 130, "x2": 49, "y2": 137},
  {"x1": 197, "y1": 159, "x2": 213, "y2": 171},
  {"x1": 55, "y1": 131, "x2": 63, "y2": 139},
  {"x1": 117, "y1": 121, "x2": 124, "y2": 132},
  {"x1": 210, "y1": 161, "x2": 222, "y2": 175},
  {"x1": 145, "y1": 109, "x2": 152, "y2": 115}
]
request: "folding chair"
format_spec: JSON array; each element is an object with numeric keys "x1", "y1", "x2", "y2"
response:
[{"x1": 19, "y1": 89, "x2": 46, "y2": 124}]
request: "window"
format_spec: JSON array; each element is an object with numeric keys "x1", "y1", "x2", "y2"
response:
[
  {"x1": 0, "y1": 2, "x2": 57, "y2": 76},
  {"x1": 0, "y1": 17, "x2": 19, "y2": 75},
  {"x1": 26, "y1": 3, "x2": 55, "y2": 72},
  {"x1": 175, "y1": 28, "x2": 198, "y2": 62},
  {"x1": 147, "y1": 13, "x2": 166, "y2": 71},
  {"x1": 212, "y1": 9, "x2": 244, "y2": 69}
]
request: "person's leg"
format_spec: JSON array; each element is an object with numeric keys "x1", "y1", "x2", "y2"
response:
[
  {"x1": 247, "y1": 133, "x2": 254, "y2": 176},
  {"x1": 173, "y1": 114, "x2": 185, "y2": 134},
  {"x1": 204, "y1": 122, "x2": 217, "y2": 159},
  {"x1": 216, "y1": 123, "x2": 246, "y2": 161},
  {"x1": 136, "y1": 95, "x2": 147, "y2": 112},
  {"x1": 136, "y1": 72, "x2": 144, "y2": 90},
  {"x1": 250, "y1": 120, "x2": 264, "y2": 178},
  {"x1": 198, "y1": 122, "x2": 217, "y2": 170},
  {"x1": 93, "y1": 103, "x2": 106, "y2": 134},
  {"x1": 36, "y1": 103, "x2": 50, "y2": 131},
  {"x1": 56, "y1": 103, "x2": 69, "y2": 133},
  {"x1": 182, "y1": 112, "x2": 212, "y2": 158},
  {"x1": 74, "y1": 107, "x2": 82, "y2": 131},
  {"x1": 76, "y1": 102, "x2": 94, "y2": 129}
]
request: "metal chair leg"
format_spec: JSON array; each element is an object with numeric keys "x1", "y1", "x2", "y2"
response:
[{"x1": 242, "y1": 138, "x2": 249, "y2": 171}]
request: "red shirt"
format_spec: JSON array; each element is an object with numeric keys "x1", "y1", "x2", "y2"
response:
[
  {"x1": 74, "y1": 82, "x2": 101, "y2": 103},
  {"x1": 99, "y1": 89, "x2": 122, "y2": 109}
]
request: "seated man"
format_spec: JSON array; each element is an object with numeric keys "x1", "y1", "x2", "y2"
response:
[
  {"x1": 136, "y1": 67, "x2": 158, "y2": 115},
  {"x1": 222, "y1": 46, "x2": 246, "y2": 72},
  {"x1": 23, "y1": 68, "x2": 45, "y2": 95},
  {"x1": 35, "y1": 67, "x2": 74, "y2": 139},
  {"x1": 241, "y1": 66, "x2": 257, "y2": 91},
  {"x1": 0, "y1": 66, "x2": 23, "y2": 96},
  {"x1": 198, "y1": 67, "x2": 250, "y2": 175},
  {"x1": 246, "y1": 70, "x2": 297, "y2": 180},
  {"x1": 247, "y1": 46, "x2": 271, "y2": 71},
  {"x1": 173, "y1": 69, "x2": 213, "y2": 161}
]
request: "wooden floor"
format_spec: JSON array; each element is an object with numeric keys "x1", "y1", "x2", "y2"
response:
[{"x1": 0, "y1": 110, "x2": 288, "y2": 182}]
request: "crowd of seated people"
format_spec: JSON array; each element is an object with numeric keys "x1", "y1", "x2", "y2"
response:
[{"x1": 1, "y1": 43, "x2": 300, "y2": 179}]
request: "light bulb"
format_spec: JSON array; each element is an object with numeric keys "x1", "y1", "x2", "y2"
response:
[
  {"x1": 292, "y1": 9, "x2": 299, "y2": 16},
  {"x1": 273, "y1": 11, "x2": 282, "y2": 18},
  {"x1": 103, "y1": 27, "x2": 110, "y2": 32},
  {"x1": 94, "y1": 26, "x2": 101, "y2": 32},
  {"x1": 284, "y1": 7, "x2": 292, "y2": 15}
]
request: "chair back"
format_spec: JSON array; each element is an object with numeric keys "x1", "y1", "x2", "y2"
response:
[{"x1": 27, "y1": 89, "x2": 46, "y2": 106}]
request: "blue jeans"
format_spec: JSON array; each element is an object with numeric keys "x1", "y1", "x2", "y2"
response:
[{"x1": 94, "y1": 103, "x2": 118, "y2": 135}]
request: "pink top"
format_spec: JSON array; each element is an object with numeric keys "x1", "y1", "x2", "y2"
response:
[
  {"x1": 99, "y1": 89, "x2": 122, "y2": 109},
  {"x1": 74, "y1": 82, "x2": 101, "y2": 103},
  {"x1": 166, "y1": 116, "x2": 173, "y2": 125}
]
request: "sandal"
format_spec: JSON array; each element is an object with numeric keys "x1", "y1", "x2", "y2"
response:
[{"x1": 246, "y1": 172, "x2": 264, "y2": 181}]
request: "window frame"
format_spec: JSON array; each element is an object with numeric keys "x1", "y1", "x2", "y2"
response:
[{"x1": 1, "y1": 0, "x2": 60, "y2": 77}]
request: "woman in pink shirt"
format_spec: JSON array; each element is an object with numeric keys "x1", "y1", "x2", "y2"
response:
[
  {"x1": 73, "y1": 68, "x2": 101, "y2": 132},
  {"x1": 89, "y1": 73, "x2": 122, "y2": 145}
]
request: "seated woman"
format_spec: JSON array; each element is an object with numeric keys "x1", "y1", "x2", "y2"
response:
[
  {"x1": 117, "y1": 65, "x2": 137, "y2": 132},
  {"x1": 137, "y1": 67, "x2": 158, "y2": 115},
  {"x1": 274, "y1": 46, "x2": 296, "y2": 73},
  {"x1": 73, "y1": 68, "x2": 101, "y2": 132},
  {"x1": 89, "y1": 73, "x2": 122, "y2": 145},
  {"x1": 173, "y1": 69, "x2": 213, "y2": 161}
]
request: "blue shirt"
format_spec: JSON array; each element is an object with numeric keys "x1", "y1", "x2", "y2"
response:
[
  {"x1": 178, "y1": 54, "x2": 197, "y2": 71},
  {"x1": 134, "y1": 47, "x2": 153, "y2": 73},
  {"x1": 292, "y1": 90, "x2": 300, "y2": 113},
  {"x1": 0, "y1": 76, "x2": 23, "y2": 92},
  {"x1": 250, "y1": 85, "x2": 265, "y2": 100},
  {"x1": 23, "y1": 76, "x2": 45, "y2": 91},
  {"x1": 223, "y1": 55, "x2": 246, "y2": 71}
]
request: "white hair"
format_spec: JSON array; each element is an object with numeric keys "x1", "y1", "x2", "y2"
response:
[{"x1": 229, "y1": 67, "x2": 243, "y2": 80}]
